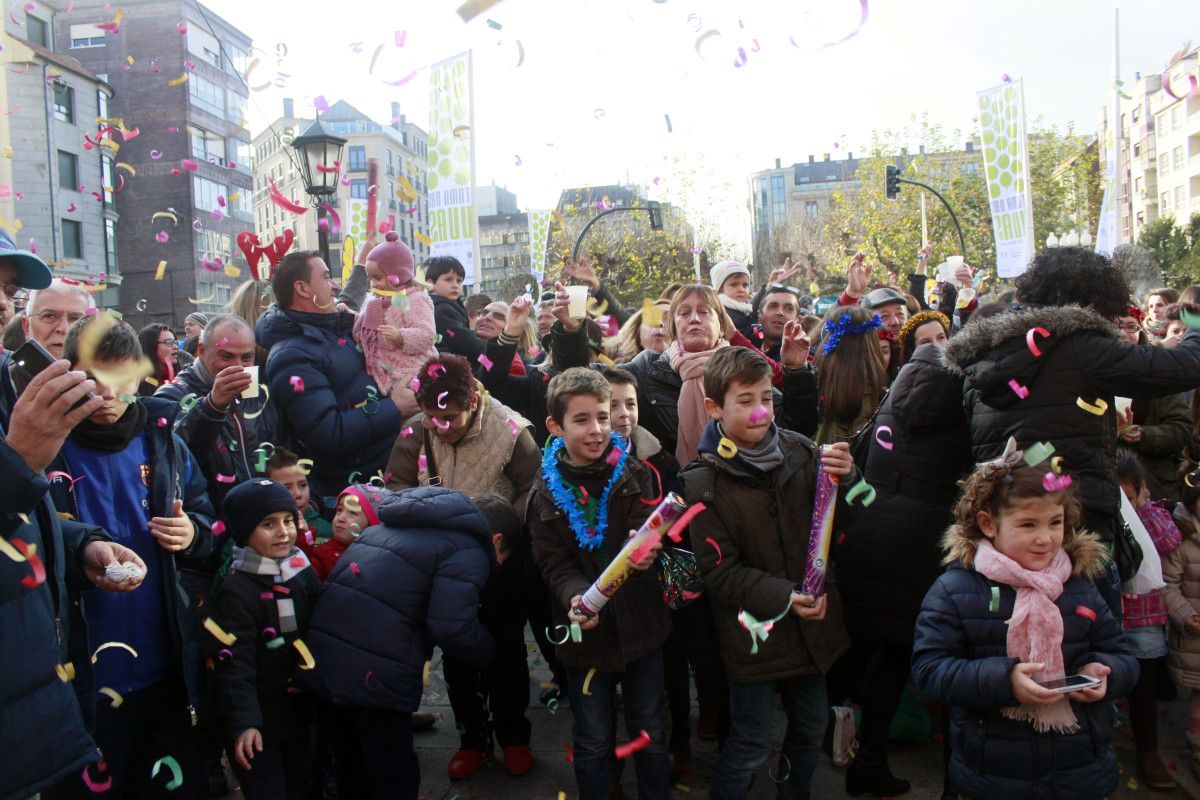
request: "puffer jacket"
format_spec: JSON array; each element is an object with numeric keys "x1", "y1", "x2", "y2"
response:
[
  {"x1": 942, "y1": 305, "x2": 1200, "y2": 542},
  {"x1": 297, "y1": 486, "x2": 494, "y2": 711},
  {"x1": 1, "y1": 432, "x2": 109, "y2": 800},
  {"x1": 255, "y1": 305, "x2": 400, "y2": 501},
  {"x1": 912, "y1": 529, "x2": 1138, "y2": 800},
  {"x1": 1164, "y1": 505, "x2": 1200, "y2": 689},
  {"x1": 681, "y1": 422, "x2": 851, "y2": 683},
  {"x1": 1128, "y1": 392, "x2": 1191, "y2": 503},
  {"x1": 528, "y1": 447, "x2": 669, "y2": 672},
  {"x1": 836, "y1": 344, "x2": 975, "y2": 646}
]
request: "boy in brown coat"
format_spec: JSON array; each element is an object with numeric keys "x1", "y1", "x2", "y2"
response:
[
  {"x1": 681, "y1": 347, "x2": 853, "y2": 800},
  {"x1": 529, "y1": 368, "x2": 670, "y2": 800}
]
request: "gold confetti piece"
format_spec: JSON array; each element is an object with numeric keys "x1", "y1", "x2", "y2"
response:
[
  {"x1": 396, "y1": 176, "x2": 417, "y2": 201},
  {"x1": 223, "y1": 265, "x2": 241, "y2": 278},
  {"x1": 55, "y1": 662, "x2": 76, "y2": 682},
  {"x1": 641, "y1": 298, "x2": 664, "y2": 327},
  {"x1": 413, "y1": 230, "x2": 432, "y2": 246},
  {"x1": 98, "y1": 686, "x2": 124, "y2": 707},
  {"x1": 582, "y1": 666, "x2": 596, "y2": 696},
  {"x1": 293, "y1": 639, "x2": 316, "y2": 670},
  {"x1": 204, "y1": 617, "x2": 237, "y2": 645},
  {"x1": 98, "y1": 139, "x2": 119, "y2": 152},
  {"x1": 597, "y1": 354, "x2": 615, "y2": 367},
  {"x1": 155, "y1": 260, "x2": 167, "y2": 280},
  {"x1": 422, "y1": 660, "x2": 431, "y2": 687},
  {"x1": 717, "y1": 437, "x2": 738, "y2": 459},
  {"x1": 0, "y1": 213, "x2": 23, "y2": 235},
  {"x1": 115, "y1": 162, "x2": 136, "y2": 176},
  {"x1": 189, "y1": 293, "x2": 216, "y2": 304},
  {"x1": 456, "y1": 0, "x2": 502, "y2": 23},
  {"x1": 296, "y1": 458, "x2": 314, "y2": 475},
  {"x1": 227, "y1": 192, "x2": 240, "y2": 203},
  {"x1": 151, "y1": 210, "x2": 179, "y2": 224},
  {"x1": 167, "y1": 73, "x2": 189, "y2": 87},
  {"x1": 91, "y1": 641, "x2": 138, "y2": 663},
  {"x1": 0, "y1": 538, "x2": 28, "y2": 562},
  {"x1": 1, "y1": 146, "x2": 12, "y2": 158}
]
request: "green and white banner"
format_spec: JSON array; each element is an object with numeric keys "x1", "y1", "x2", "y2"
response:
[
  {"x1": 527, "y1": 210, "x2": 553, "y2": 283},
  {"x1": 977, "y1": 79, "x2": 1035, "y2": 278},
  {"x1": 427, "y1": 51, "x2": 479, "y2": 283}
]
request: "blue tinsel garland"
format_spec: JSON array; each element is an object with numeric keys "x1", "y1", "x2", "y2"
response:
[{"x1": 540, "y1": 431, "x2": 629, "y2": 551}]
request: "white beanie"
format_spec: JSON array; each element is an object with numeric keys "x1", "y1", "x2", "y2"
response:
[{"x1": 709, "y1": 259, "x2": 750, "y2": 294}]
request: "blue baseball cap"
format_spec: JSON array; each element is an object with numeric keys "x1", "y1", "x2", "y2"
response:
[{"x1": 0, "y1": 228, "x2": 52, "y2": 289}]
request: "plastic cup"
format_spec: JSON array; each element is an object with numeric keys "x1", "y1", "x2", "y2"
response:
[
  {"x1": 241, "y1": 365, "x2": 260, "y2": 399},
  {"x1": 567, "y1": 285, "x2": 589, "y2": 319}
]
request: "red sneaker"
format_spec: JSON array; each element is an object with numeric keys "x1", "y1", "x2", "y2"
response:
[
  {"x1": 448, "y1": 748, "x2": 492, "y2": 780},
  {"x1": 503, "y1": 745, "x2": 535, "y2": 776}
]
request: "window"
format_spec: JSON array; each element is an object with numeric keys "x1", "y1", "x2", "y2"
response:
[
  {"x1": 225, "y1": 89, "x2": 246, "y2": 125},
  {"x1": 101, "y1": 156, "x2": 114, "y2": 206},
  {"x1": 804, "y1": 200, "x2": 819, "y2": 219},
  {"x1": 771, "y1": 175, "x2": 786, "y2": 223},
  {"x1": 1136, "y1": 176, "x2": 1144, "y2": 193},
  {"x1": 347, "y1": 146, "x2": 367, "y2": 171},
  {"x1": 26, "y1": 14, "x2": 48, "y2": 47},
  {"x1": 189, "y1": 126, "x2": 226, "y2": 165},
  {"x1": 188, "y1": 73, "x2": 223, "y2": 116},
  {"x1": 1160, "y1": 153, "x2": 1170, "y2": 175},
  {"x1": 97, "y1": 89, "x2": 109, "y2": 122},
  {"x1": 57, "y1": 151, "x2": 78, "y2": 190},
  {"x1": 104, "y1": 218, "x2": 118, "y2": 270},
  {"x1": 193, "y1": 176, "x2": 226, "y2": 212},
  {"x1": 69, "y1": 23, "x2": 106, "y2": 48},
  {"x1": 61, "y1": 219, "x2": 82, "y2": 258},
  {"x1": 1176, "y1": 186, "x2": 1186, "y2": 207},
  {"x1": 350, "y1": 179, "x2": 367, "y2": 199},
  {"x1": 1162, "y1": 191, "x2": 1171, "y2": 212},
  {"x1": 1172, "y1": 107, "x2": 1183, "y2": 130},
  {"x1": 52, "y1": 84, "x2": 73, "y2": 123},
  {"x1": 1175, "y1": 145, "x2": 1185, "y2": 170}
]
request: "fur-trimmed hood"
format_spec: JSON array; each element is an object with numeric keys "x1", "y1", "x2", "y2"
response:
[
  {"x1": 941, "y1": 305, "x2": 1117, "y2": 376},
  {"x1": 940, "y1": 525, "x2": 1109, "y2": 579}
]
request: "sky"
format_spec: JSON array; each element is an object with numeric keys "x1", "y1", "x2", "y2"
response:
[{"x1": 200, "y1": 0, "x2": 1200, "y2": 255}]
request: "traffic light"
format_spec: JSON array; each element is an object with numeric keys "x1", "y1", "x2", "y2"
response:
[
  {"x1": 648, "y1": 201, "x2": 663, "y2": 230},
  {"x1": 885, "y1": 164, "x2": 901, "y2": 199}
]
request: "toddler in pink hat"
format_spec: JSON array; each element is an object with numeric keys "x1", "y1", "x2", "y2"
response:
[{"x1": 352, "y1": 231, "x2": 438, "y2": 417}]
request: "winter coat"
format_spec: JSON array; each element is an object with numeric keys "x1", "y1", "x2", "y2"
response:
[
  {"x1": 206, "y1": 564, "x2": 321, "y2": 742},
  {"x1": 1, "y1": 431, "x2": 109, "y2": 800},
  {"x1": 355, "y1": 289, "x2": 439, "y2": 410},
  {"x1": 1164, "y1": 506, "x2": 1200, "y2": 689},
  {"x1": 529, "y1": 454, "x2": 670, "y2": 672},
  {"x1": 942, "y1": 305, "x2": 1200, "y2": 542},
  {"x1": 297, "y1": 486, "x2": 495, "y2": 712},
  {"x1": 680, "y1": 422, "x2": 850, "y2": 683},
  {"x1": 47, "y1": 397, "x2": 217, "y2": 716},
  {"x1": 911, "y1": 530, "x2": 1138, "y2": 800},
  {"x1": 1128, "y1": 392, "x2": 1191, "y2": 503},
  {"x1": 836, "y1": 344, "x2": 975, "y2": 646},
  {"x1": 155, "y1": 361, "x2": 271, "y2": 509},
  {"x1": 431, "y1": 293, "x2": 486, "y2": 362},
  {"x1": 255, "y1": 305, "x2": 401, "y2": 500}
]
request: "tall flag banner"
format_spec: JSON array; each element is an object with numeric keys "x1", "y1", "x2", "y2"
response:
[
  {"x1": 977, "y1": 79, "x2": 1035, "y2": 278},
  {"x1": 528, "y1": 210, "x2": 553, "y2": 283},
  {"x1": 427, "y1": 52, "x2": 479, "y2": 284},
  {"x1": 1094, "y1": 10, "x2": 1121, "y2": 257}
]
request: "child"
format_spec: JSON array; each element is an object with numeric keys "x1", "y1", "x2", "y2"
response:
[
  {"x1": 267, "y1": 447, "x2": 333, "y2": 546},
  {"x1": 603, "y1": 367, "x2": 678, "y2": 496},
  {"x1": 1115, "y1": 449, "x2": 1182, "y2": 789},
  {"x1": 680, "y1": 346, "x2": 852, "y2": 799},
  {"x1": 912, "y1": 438, "x2": 1138, "y2": 800},
  {"x1": 529, "y1": 368, "x2": 670, "y2": 800},
  {"x1": 352, "y1": 232, "x2": 438, "y2": 417},
  {"x1": 297, "y1": 485, "x2": 496, "y2": 800},
  {"x1": 301, "y1": 483, "x2": 389, "y2": 581},
  {"x1": 710, "y1": 259, "x2": 756, "y2": 342},
  {"x1": 206, "y1": 479, "x2": 320, "y2": 800},
  {"x1": 425, "y1": 254, "x2": 485, "y2": 362},
  {"x1": 1166, "y1": 473, "x2": 1200, "y2": 781},
  {"x1": 442, "y1": 494, "x2": 535, "y2": 780}
]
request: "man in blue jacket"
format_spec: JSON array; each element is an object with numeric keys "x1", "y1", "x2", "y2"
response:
[
  {"x1": 46, "y1": 315, "x2": 216, "y2": 799},
  {"x1": 255, "y1": 250, "x2": 400, "y2": 505}
]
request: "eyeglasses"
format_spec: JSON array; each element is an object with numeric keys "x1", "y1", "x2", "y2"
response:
[
  {"x1": 158, "y1": 338, "x2": 177, "y2": 346},
  {"x1": 1117, "y1": 322, "x2": 1141, "y2": 333},
  {"x1": 33, "y1": 310, "x2": 86, "y2": 327}
]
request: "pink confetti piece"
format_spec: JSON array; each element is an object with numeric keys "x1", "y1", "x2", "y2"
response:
[
  {"x1": 477, "y1": 354, "x2": 494, "y2": 371},
  {"x1": 1008, "y1": 378, "x2": 1029, "y2": 399},
  {"x1": 427, "y1": 363, "x2": 446, "y2": 378},
  {"x1": 507, "y1": 418, "x2": 520, "y2": 437},
  {"x1": 67, "y1": 202, "x2": 77, "y2": 212},
  {"x1": 1026, "y1": 326, "x2": 1050, "y2": 357},
  {"x1": 394, "y1": 30, "x2": 407, "y2": 47},
  {"x1": 155, "y1": 231, "x2": 169, "y2": 244},
  {"x1": 180, "y1": 159, "x2": 198, "y2": 172},
  {"x1": 157, "y1": 417, "x2": 168, "y2": 427},
  {"x1": 607, "y1": 447, "x2": 624, "y2": 466},
  {"x1": 418, "y1": 454, "x2": 427, "y2": 472},
  {"x1": 350, "y1": 562, "x2": 360, "y2": 576},
  {"x1": 1043, "y1": 473, "x2": 1073, "y2": 492},
  {"x1": 289, "y1": 375, "x2": 304, "y2": 392},
  {"x1": 436, "y1": 391, "x2": 449, "y2": 409},
  {"x1": 211, "y1": 521, "x2": 226, "y2": 537},
  {"x1": 313, "y1": 95, "x2": 330, "y2": 113},
  {"x1": 408, "y1": 377, "x2": 421, "y2": 393},
  {"x1": 705, "y1": 536, "x2": 723, "y2": 564},
  {"x1": 304, "y1": 529, "x2": 314, "y2": 546},
  {"x1": 874, "y1": 425, "x2": 894, "y2": 451},
  {"x1": 176, "y1": 21, "x2": 187, "y2": 33},
  {"x1": 216, "y1": 473, "x2": 236, "y2": 483},
  {"x1": 432, "y1": 417, "x2": 450, "y2": 430},
  {"x1": 400, "y1": 426, "x2": 414, "y2": 438},
  {"x1": 615, "y1": 730, "x2": 652, "y2": 759}
]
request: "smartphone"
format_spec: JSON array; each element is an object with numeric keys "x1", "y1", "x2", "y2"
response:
[
  {"x1": 8, "y1": 338, "x2": 94, "y2": 408},
  {"x1": 1035, "y1": 674, "x2": 1102, "y2": 694}
]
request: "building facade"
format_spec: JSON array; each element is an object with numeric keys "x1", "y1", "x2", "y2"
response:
[
  {"x1": 1, "y1": 0, "x2": 119, "y2": 306},
  {"x1": 252, "y1": 98, "x2": 431, "y2": 279},
  {"x1": 56, "y1": 0, "x2": 255, "y2": 328},
  {"x1": 476, "y1": 184, "x2": 518, "y2": 217},
  {"x1": 477, "y1": 211, "x2": 531, "y2": 296}
]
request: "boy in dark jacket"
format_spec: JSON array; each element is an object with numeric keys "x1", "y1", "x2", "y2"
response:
[
  {"x1": 426, "y1": 255, "x2": 486, "y2": 362},
  {"x1": 48, "y1": 315, "x2": 216, "y2": 799},
  {"x1": 681, "y1": 346, "x2": 853, "y2": 800},
  {"x1": 529, "y1": 368, "x2": 670, "y2": 800},
  {"x1": 297, "y1": 485, "x2": 495, "y2": 800},
  {"x1": 206, "y1": 479, "x2": 320, "y2": 800}
]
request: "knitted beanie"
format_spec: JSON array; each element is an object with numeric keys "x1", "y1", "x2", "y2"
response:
[
  {"x1": 221, "y1": 479, "x2": 299, "y2": 545},
  {"x1": 338, "y1": 484, "x2": 389, "y2": 527},
  {"x1": 709, "y1": 259, "x2": 750, "y2": 294},
  {"x1": 367, "y1": 230, "x2": 415, "y2": 287}
]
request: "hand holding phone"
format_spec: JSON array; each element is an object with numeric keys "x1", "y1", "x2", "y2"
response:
[{"x1": 1034, "y1": 673, "x2": 1102, "y2": 694}]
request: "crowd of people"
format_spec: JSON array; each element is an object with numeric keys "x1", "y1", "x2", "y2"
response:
[{"x1": 5, "y1": 220, "x2": 1200, "y2": 800}]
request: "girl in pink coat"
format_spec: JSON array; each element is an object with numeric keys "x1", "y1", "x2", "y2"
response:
[{"x1": 352, "y1": 231, "x2": 438, "y2": 417}]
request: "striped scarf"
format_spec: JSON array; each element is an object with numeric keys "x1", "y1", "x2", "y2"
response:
[{"x1": 230, "y1": 545, "x2": 311, "y2": 633}]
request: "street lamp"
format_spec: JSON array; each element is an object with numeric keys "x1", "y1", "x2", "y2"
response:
[
  {"x1": 571, "y1": 201, "x2": 664, "y2": 262},
  {"x1": 290, "y1": 115, "x2": 347, "y2": 266}
]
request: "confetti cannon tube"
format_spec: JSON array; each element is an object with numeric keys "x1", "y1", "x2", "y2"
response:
[
  {"x1": 799, "y1": 447, "x2": 839, "y2": 598},
  {"x1": 575, "y1": 493, "x2": 690, "y2": 618}
]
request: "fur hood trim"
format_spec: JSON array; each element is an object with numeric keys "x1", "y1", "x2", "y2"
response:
[
  {"x1": 941, "y1": 305, "x2": 1117, "y2": 375},
  {"x1": 629, "y1": 425, "x2": 663, "y2": 461},
  {"x1": 940, "y1": 525, "x2": 1108, "y2": 579}
]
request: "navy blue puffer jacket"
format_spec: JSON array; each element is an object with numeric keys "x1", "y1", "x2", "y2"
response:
[
  {"x1": 912, "y1": 531, "x2": 1138, "y2": 800},
  {"x1": 297, "y1": 486, "x2": 495, "y2": 711}
]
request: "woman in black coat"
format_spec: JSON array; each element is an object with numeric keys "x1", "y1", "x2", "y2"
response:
[{"x1": 835, "y1": 341, "x2": 975, "y2": 796}]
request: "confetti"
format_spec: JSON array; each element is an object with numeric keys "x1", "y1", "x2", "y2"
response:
[
  {"x1": 180, "y1": 158, "x2": 198, "y2": 171},
  {"x1": 1025, "y1": 326, "x2": 1051, "y2": 356},
  {"x1": 1023, "y1": 441, "x2": 1055, "y2": 467},
  {"x1": 1008, "y1": 379, "x2": 1029, "y2": 399},
  {"x1": 477, "y1": 354, "x2": 494, "y2": 371},
  {"x1": 1075, "y1": 604, "x2": 1097, "y2": 622},
  {"x1": 1075, "y1": 397, "x2": 1108, "y2": 415},
  {"x1": 1042, "y1": 473, "x2": 1073, "y2": 493},
  {"x1": 151, "y1": 756, "x2": 183, "y2": 790},
  {"x1": 456, "y1": 0, "x2": 502, "y2": 22},
  {"x1": 1162, "y1": 70, "x2": 1198, "y2": 101},
  {"x1": 203, "y1": 617, "x2": 237, "y2": 645},
  {"x1": 418, "y1": 454, "x2": 427, "y2": 472},
  {"x1": 615, "y1": 730, "x2": 652, "y2": 759},
  {"x1": 91, "y1": 641, "x2": 138, "y2": 662},
  {"x1": 705, "y1": 536, "x2": 723, "y2": 564},
  {"x1": 98, "y1": 686, "x2": 124, "y2": 708},
  {"x1": 664, "y1": 114, "x2": 672, "y2": 133},
  {"x1": 293, "y1": 639, "x2": 316, "y2": 669},
  {"x1": 265, "y1": 636, "x2": 286, "y2": 649},
  {"x1": 413, "y1": 230, "x2": 432, "y2": 246},
  {"x1": 845, "y1": 478, "x2": 876, "y2": 507},
  {"x1": 874, "y1": 425, "x2": 894, "y2": 450},
  {"x1": 546, "y1": 625, "x2": 571, "y2": 645},
  {"x1": 768, "y1": 754, "x2": 791, "y2": 783},
  {"x1": 989, "y1": 585, "x2": 1000, "y2": 612},
  {"x1": 81, "y1": 763, "x2": 112, "y2": 793},
  {"x1": 1050, "y1": 456, "x2": 1064, "y2": 474},
  {"x1": 582, "y1": 666, "x2": 596, "y2": 696},
  {"x1": 11, "y1": 539, "x2": 45, "y2": 588},
  {"x1": 155, "y1": 231, "x2": 169, "y2": 244},
  {"x1": 267, "y1": 177, "x2": 308, "y2": 214},
  {"x1": 737, "y1": 601, "x2": 791, "y2": 654},
  {"x1": 290, "y1": 375, "x2": 304, "y2": 392},
  {"x1": 507, "y1": 418, "x2": 521, "y2": 437},
  {"x1": 1180, "y1": 308, "x2": 1200, "y2": 330},
  {"x1": 55, "y1": 662, "x2": 76, "y2": 682}
]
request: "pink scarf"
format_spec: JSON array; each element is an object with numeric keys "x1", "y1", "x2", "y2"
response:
[
  {"x1": 973, "y1": 540, "x2": 1079, "y2": 733},
  {"x1": 667, "y1": 339, "x2": 728, "y2": 465}
]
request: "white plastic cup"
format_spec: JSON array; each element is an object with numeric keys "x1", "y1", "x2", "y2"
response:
[
  {"x1": 241, "y1": 365, "x2": 260, "y2": 399},
  {"x1": 567, "y1": 285, "x2": 589, "y2": 319}
]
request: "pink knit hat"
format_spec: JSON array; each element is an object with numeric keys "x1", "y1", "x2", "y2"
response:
[
  {"x1": 337, "y1": 484, "x2": 389, "y2": 527},
  {"x1": 367, "y1": 231, "x2": 415, "y2": 286}
]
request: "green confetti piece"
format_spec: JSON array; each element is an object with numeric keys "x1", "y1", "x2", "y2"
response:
[
  {"x1": 845, "y1": 478, "x2": 876, "y2": 507},
  {"x1": 570, "y1": 621, "x2": 583, "y2": 643},
  {"x1": 989, "y1": 585, "x2": 1000, "y2": 612},
  {"x1": 254, "y1": 448, "x2": 268, "y2": 473},
  {"x1": 1023, "y1": 441, "x2": 1055, "y2": 467},
  {"x1": 151, "y1": 755, "x2": 183, "y2": 790},
  {"x1": 178, "y1": 393, "x2": 200, "y2": 413},
  {"x1": 265, "y1": 636, "x2": 286, "y2": 650}
]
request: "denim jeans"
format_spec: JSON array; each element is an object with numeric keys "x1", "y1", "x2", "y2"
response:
[
  {"x1": 709, "y1": 673, "x2": 827, "y2": 800},
  {"x1": 565, "y1": 651, "x2": 670, "y2": 800}
]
